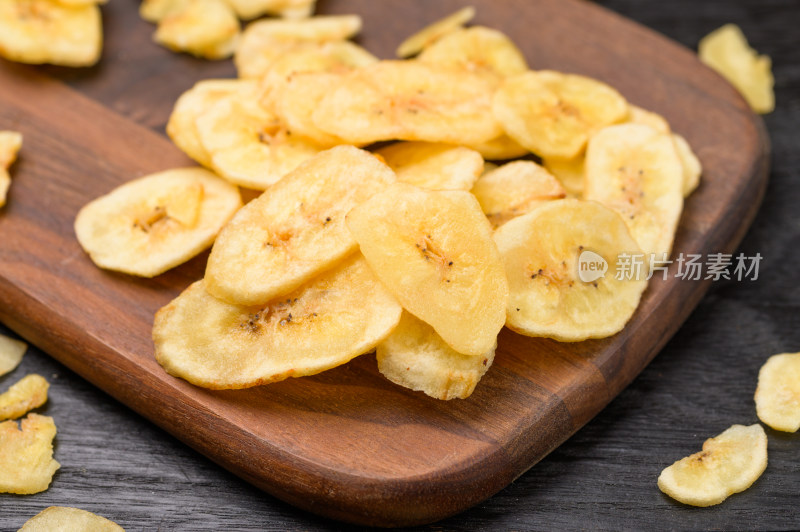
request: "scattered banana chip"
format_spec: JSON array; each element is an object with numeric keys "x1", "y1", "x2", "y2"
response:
[
  {"x1": 154, "y1": 255, "x2": 402, "y2": 389},
  {"x1": 584, "y1": 123, "x2": 684, "y2": 260},
  {"x1": 396, "y1": 6, "x2": 475, "y2": 59},
  {"x1": 0, "y1": 334, "x2": 26, "y2": 376},
  {"x1": 0, "y1": 131, "x2": 23, "y2": 208},
  {"x1": 471, "y1": 160, "x2": 566, "y2": 229},
  {"x1": 0, "y1": 0, "x2": 102, "y2": 67},
  {"x1": 493, "y1": 70, "x2": 628, "y2": 159},
  {"x1": 699, "y1": 24, "x2": 774, "y2": 114},
  {"x1": 376, "y1": 142, "x2": 484, "y2": 191},
  {"x1": 658, "y1": 424, "x2": 767, "y2": 507},
  {"x1": 313, "y1": 61, "x2": 503, "y2": 146},
  {"x1": 154, "y1": 0, "x2": 240, "y2": 60},
  {"x1": 377, "y1": 312, "x2": 495, "y2": 400},
  {"x1": 0, "y1": 413, "x2": 60, "y2": 494},
  {"x1": 205, "y1": 145, "x2": 396, "y2": 305},
  {"x1": 19, "y1": 506, "x2": 124, "y2": 532},
  {"x1": 347, "y1": 182, "x2": 508, "y2": 357},
  {"x1": 74, "y1": 168, "x2": 242, "y2": 277},
  {"x1": 0, "y1": 374, "x2": 48, "y2": 421},
  {"x1": 673, "y1": 133, "x2": 702, "y2": 197},
  {"x1": 755, "y1": 352, "x2": 800, "y2": 432},
  {"x1": 140, "y1": 0, "x2": 182, "y2": 22},
  {"x1": 418, "y1": 26, "x2": 528, "y2": 79},
  {"x1": 542, "y1": 155, "x2": 585, "y2": 198},
  {"x1": 226, "y1": 0, "x2": 316, "y2": 21},
  {"x1": 494, "y1": 199, "x2": 647, "y2": 341}
]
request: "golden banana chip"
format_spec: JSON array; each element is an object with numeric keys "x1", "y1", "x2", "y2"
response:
[
  {"x1": 471, "y1": 160, "x2": 566, "y2": 229},
  {"x1": 226, "y1": 0, "x2": 316, "y2": 21},
  {"x1": 396, "y1": 6, "x2": 475, "y2": 59},
  {"x1": 755, "y1": 352, "x2": 800, "y2": 432},
  {"x1": 542, "y1": 155, "x2": 585, "y2": 198},
  {"x1": 140, "y1": 0, "x2": 185, "y2": 22},
  {"x1": 154, "y1": 0, "x2": 240, "y2": 60},
  {"x1": 699, "y1": 24, "x2": 774, "y2": 114},
  {"x1": 0, "y1": 130, "x2": 22, "y2": 208},
  {"x1": 0, "y1": 334, "x2": 26, "y2": 376},
  {"x1": 0, "y1": 413, "x2": 60, "y2": 494},
  {"x1": 418, "y1": 26, "x2": 528, "y2": 79},
  {"x1": 154, "y1": 256, "x2": 402, "y2": 389},
  {"x1": 347, "y1": 182, "x2": 508, "y2": 357},
  {"x1": 467, "y1": 134, "x2": 528, "y2": 161},
  {"x1": 0, "y1": 374, "x2": 48, "y2": 421},
  {"x1": 19, "y1": 507, "x2": 125, "y2": 532},
  {"x1": 494, "y1": 199, "x2": 647, "y2": 341},
  {"x1": 658, "y1": 424, "x2": 767, "y2": 507},
  {"x1": 673, "y1": 133, "x2": 702, "y2": 197},
  {"x1": 75, "y1": 168, "x2": 242, "y2": 277},
  {"x1": 376, "y1": 142, "x2": 484, "y2": 191},
  {"x1": 627, "y1": 104, "x2": 670, "y2": 134},
  {"x1": 377, "y1": 312, "x2": 495, "y2": 400}
]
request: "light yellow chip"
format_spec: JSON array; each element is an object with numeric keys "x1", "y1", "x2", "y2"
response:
[
  {"x1": 0, "y1": 413, "x2": 60, "y2": 494},
  {"x1": 206, "y1": 145, "x2": 396, "y2": 306},
  {"x1": 0, "y1": 374, "x2": 48, "y2": 421},
  {"x1": 467, "y1": 134, "x2": 528, "y2": 161},
  {"x1": 377, "y1": 312, "x2": 495, "y2": 400},
  {"x1": 627, "y1": 104, "x2": 671, "y2": 134},
  {"x1": 225, "y1": 0, "x2": 316, "y2": 20},
  {"x1": 584, "y1": 123, "x2": 684, "y2": 260},
  {"x1": 154, "y1": 0, "x2": 240, "y2": 60},
  {"x1": 0, "y1": 131, "x2": 23, "y2": 208},
  {"x1": 658, "y1": 424, "x2": 767, "y2": 507},
  {"x1": 376, "y1": 142, "x2": 484, "y2": 191},
  {"x1": 140, "y1": 0, "x2": 185, "y2": 22},
  {"x1": 19, "y1": 506, "x2": 125, "y2": 532},
  {"x1": 418, "y1": 26, "x2": 528, "y2": 79},
  {"x1": 471, "y1": 160, "x2": 566, "y2": 229},
  {"x1": 0, "y1": 334, "x2": 26, "y2": 376},
  {"x1": 0, "y1": 0, "x2": 101, "y2": 67},
  {"x1": 755, "y1": 352, "x2": 800, "y2": 432},
  {"x1": 699, "y1": 24, "x2": 774, "y2": 114},
  {"x1": 313, "y1": 61, "x2": 503, "y2": 146},
  {"x1": 75, "y1": 168, "x2": 242, "y2": 277},
  {"x1": 494, "y1": 199, "x2": 647, "y2": 341},
  {"x1": 542, "y1": 155, "x2": 585, "y2": 198},
  {"x1": 673, "y1": 133, "x2": 702, "y2": 197},
  {"x1": 347, "y1": 182, "x2": 508, "y2": 357},
  {"x1": 396, "y1": 6, "x2": 475, "y2": 59},
  {"x1": 493, "y1": 70, "x2": 629, "y2": 159},
  {"x1": 154, "y1": 255, "x2": 402, "y2": 389}
]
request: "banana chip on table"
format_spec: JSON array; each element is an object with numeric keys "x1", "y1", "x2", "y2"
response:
[
  {"x1": 19, "y1": 507, "x2": 124, "y2": 532},
  {"x1": 471, "y1": 160, "x2": 566, "y2": 229},
  {"x1": 494, "y1": 199, "x2": 647, "y2": 341},
  {"x1": 0, "y1": 131, "x2": 22, "y2": 208},
  {"x1": 376, "y1": 142, "x2": 484, "y2": 191},
  {"x1": 396, "y1": 6, "x2": 475, "y2": 59},
  {"x1": 75, "y1": 168, "x2": 242, "y2": 277},
  {"x1": 347, "y1": 182, "x2": 508, "y2": 357},
  {"x1": 658, "y1": 424, "x2": 767, "y2": 507},
  {"x1": 0, "y1": 413, "x2": 60, "y2": 494},
  {"x1": 0, "y1": 0, "x2": 102, "y2": 67},
  {"x1": 0, "y1": 374, "x2": 48, "y2": 421},
  {"x1": 205, "y1": 145, "x2": 395, "y2": 305},
  {"x1": 154, "y1": 256, "x2": 402, "y2": 389},
  {"x1": 154, "y1": 0, "x2": 240, "y2": 60},
  {"x1": 755, "y1": 352, "x2": 800, "y2": 432},
  {"x1": 0, "y1": 334, "x2": 26, "y2": 376},
  {"x1": 226, "y1": 0, "x2": 316, "y2": 20},
  {"x1": 418, "y1": 26, "x2": 528, "y2": 79}
]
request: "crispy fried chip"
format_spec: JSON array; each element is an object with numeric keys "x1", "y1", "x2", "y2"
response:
[
  {"x1": 0, "y1": 374, "x2": 48, "y2": 421},
  {"x1": 19, "y1": 506, "x2": 124, "y2": 532},
  {"x1": 347, "y1": 182, "x2": 508, "y2": 357},
  {"x1": 699, "y1": 24, "x2": 774, "y2": 114},
  {"x1": 396, "y1": 6, "x2": 475, "y2": 58},
  {"x1": 542, "y1": 155, "x2": 585, "y2": 198},
  {"x1": 377, "y1": 312, "x2": 495, "y2": 400},
  {"x1": 74, "y1": 168, "x2": 242, "y2": 277},
  {"x1": 658, "y1": 424, "x2": 767, "y2": 507},
  {"x1": 140, "y1": 0, "x2": 184, "y2": 22},
  {"x1": 0, "y1": 131, "x2": 23, "y2": 208},
  {"x1": 0, "y1": 413, "x2": 60, "y2": 494},
  {"x1": 673, "y1": 133, "x2": 702, "y2": 197},
  {"x1": 226, "y1": 0, "x2": 316, "y2": 20},
  {"x1": 627, "y1": 104, "x2": 670, "y2": 134},
  {"x1": 418, "y1": 26, "x2": 528, "y2": 78},
  {"x1": 154, "y1": 0, "x2": 240, "y2": 60},
  {"x1": 154, "y1": 256, "x2": 402, "y2": 389},
  {"x1": 467, "y1": 134, "x2": 528, "y2": 161},
  {"x1": 755, "y1": 352, "x2": 800, "y2": 432},
  {"x1": 0, "y1": 334, "x2": 26, "y2": 376},
  {"x1": 376, "y1": 142, "x2": 484, "y2": 191}
]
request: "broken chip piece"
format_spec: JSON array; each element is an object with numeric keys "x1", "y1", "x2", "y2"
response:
[{"x1": 0, "y1": 413, "x2": 60, "y2": 494}]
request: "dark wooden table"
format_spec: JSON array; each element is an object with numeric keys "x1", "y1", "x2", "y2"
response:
[{"x1": 1, "y1": 0, "x2": 798, "y2": 530}]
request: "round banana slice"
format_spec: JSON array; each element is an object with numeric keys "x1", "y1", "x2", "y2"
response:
[
  {"x1": 467, "y1": 134, "x2": 529, "y2": 161},
  {"x1": 755, "y1": 352, "x2": 800, "y2": 432},
  {"x1": 313, "y1": 61, "x2": 503, "y2": 146},
  {"x1": 673, "y1": 133, "x2": 702, "y2": 197},
  {"x1": 154, "y1": 0, "x2": 240, "y2": 60},
  {"x1": 471, "y1": 160, "x2": 566, "y2": 229},
  {"x1": 346, "y1": 182, "x2": 508, "y2": 357},
  {"x1": 19, "y1": 507, "x2": 123, "y2": 532},
  {"x1": 376, "y1": 142, "x2": 484, "y2": 191},
  {"x1": 395, "y1": 6, "x2": 475, "y2": 59},
  {"x1": 0, "y1": 0, "x2": 102, "y2": 67},
  {"x1": 584, "y1": 123, "x2": 684, "y2": 260},
  {"x1": 542, "y1": 155, "x2": 585, "y2": 198},
  {"x1": 0, "y1": 131, "x2": 23, "y2": 208},
  {"x1": 376, "y1": 312, "x2": 495, "y2": 400},
  {"x1": 418, "y1": 26, "x2": 529, "y2": 79},
  {"x1": 494, "y1": 199, "x2": 647, "y2": 341},
  {"x1": 205, "y1": 145, "x2": 396, "y2": 306},
  {"x1": 75, "y1": 168, "x2": 242, "y2": 278},
  {"x1": 153, "y1": 256, "x2": 402, "y2": 390},
  {"x1": 493, "y1": 70, "x2": 629, "y2": 159},
  {"x1": 658, "y1": 424, "x2": 767, "y2": 507},
  {"x1": 627, "y1": 104, "x2": 670, "y2": 134}
]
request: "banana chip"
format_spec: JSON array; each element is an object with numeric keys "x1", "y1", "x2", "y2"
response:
[
  {"x1": 493, "y1": 70, "x2": 628, "y2": 159},
  {"x1": 154, "y1": 256, "x2": 402, "y2": 389},
  {"x1": 154, "y1": 0, "x2": 240, "y2": 60},
  {"x1": 376, "y1": 142, "x2": 484, "y2": 191},
  {"x1": 467, "y1": 134, "x2": 528, "y2": 161},
  {"x1": 396, "y1": 6, "x2": 475, "y2": 58},
  {"x1": 418, "y1": 26, "x2": 528, "y2": 79},
  {"x1": 627, "y1": 104, "x2": 670, "y2": 134},
  {"x1": 347, "y1": 182, "x2": 508, "y2": 357},
  {"x1": 0, "y1": 334, "x2": 26, "y2": 376},
  {"x1": 75, "y1": 168, "x2": 242, "y2": 277},
  {"x1": 377, "y1": 312, "x2": 495, "y2": 400},
  {"x1": 206, "y1": 145, "x2": 396, "y2": 305},
  {"x1": 658, "y1": 424, "x2": 767, "y2": 507},
  {"x1": 19, "y1": 507, "x2": 124, "y2": 532},
  {"x1": 699, "y1": 24, "x2": 774, "y2": 114},
  {"x1": 494, "y1": 199, "x2": 647, "y2": 341},
  {"x1": 542, "y1": 156, "x2": 585, "y2": 198},
  {"x1": 0, "y1": 413, "x2": 60, "y2": 495},
  {"x1": 673, "y1": 133, "x2": 702, "y2": 197},
  {"x1": 0, "y1": 131, "x2": 22, "y2": 208},
  {"x1": 471, "y1": 160, "x2": 566, "y2": 229},
  {"x1": 755, "y1": 352, "x2": 800, "y2": 432},
  {"x1": 0, "y1": 374, "x2": 48, "y2": 421},
  {"x1": 226, "y1": 0, "x2": 316, "y2": 20},
  {"x1": 140, "y1": 0, "x2": 184, "y2": 22}
]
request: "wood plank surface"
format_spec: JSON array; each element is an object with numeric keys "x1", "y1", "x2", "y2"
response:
[{"x1": 0, "y1": 0, "x2": 770, "y2": 526}]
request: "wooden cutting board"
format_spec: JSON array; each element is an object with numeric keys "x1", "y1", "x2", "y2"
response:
[{"x1": 0, "y1": 0, "x2": 769, "y2": 526}]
